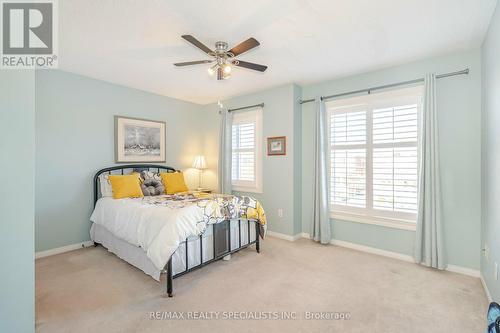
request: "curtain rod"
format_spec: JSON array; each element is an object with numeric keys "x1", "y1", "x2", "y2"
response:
[
  {"x1": 299, "y1": 68, "x2": 469, "y2": 105},
  {"x1": 227, "y1": 103, "x2": 265, "y2": 112}
]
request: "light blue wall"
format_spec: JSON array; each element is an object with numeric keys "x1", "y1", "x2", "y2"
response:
[
  {"x1": 301, "y1": 50, "x2": 482, "y2": 269},
  {"x1": 0, "y1": 71, "x2": 35, "y2": 332},
  {"x1": 35, "y1": 70, "x2": 204, "y2": 252},
  {"x1": 481, "y1": 2, "x2": 500, "y2": 301},
  {"x1": 201, "y1": 84, "x2": 301, "y2": 236}
]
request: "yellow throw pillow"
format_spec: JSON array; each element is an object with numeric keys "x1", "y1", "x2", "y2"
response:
[
  {"x1": 108, "y1": 174, "x2": 144, "y2": 199},
  {"x1": 160, "y1": 172, "x2": 189, "y2": 194}
]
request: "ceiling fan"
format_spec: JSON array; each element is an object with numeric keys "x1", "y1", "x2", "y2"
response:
[{"x1": 174, "y1": 35, "x2": 268, "y2": 80}]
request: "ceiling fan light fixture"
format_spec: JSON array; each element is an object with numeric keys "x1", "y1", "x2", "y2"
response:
[
  {"x1": 175, "y1": 35, "x2": 267, "y2": 80},
  {"x1": 207, "y1": 65, "x2": 216, "y2": 76},
  {"x1": 223, "y1": 63, "x2": 232, "y2": 74}
]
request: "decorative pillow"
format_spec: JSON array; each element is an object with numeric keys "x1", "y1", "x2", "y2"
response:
[
  {"x1": 99, "y1": 172, "x2": 141, "y2": 197},
  {"x1": 141, "y1": 178, "x2": 165, "y2": 196},
  {"x1": 160, "y1": 172, "x2": 189, "y2": 194},
  {"x1": 108, "y1": 174, "x2": 144, "y2": 199},
  {"x1": 99, "y1": 174, "x2": 114, "y2": 197}
]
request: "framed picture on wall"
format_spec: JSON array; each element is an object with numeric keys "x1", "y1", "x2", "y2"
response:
[
  {"x1": 115, "y1": 116, "x2": 166, "y2": 163},
  {"x1": 267, "y1": 136, "x2": 286, "y2": 156}
]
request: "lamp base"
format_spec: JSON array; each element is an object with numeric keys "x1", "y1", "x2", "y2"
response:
[{"x1": 197, "y1": 169, "x2": 204, "y2": 192}]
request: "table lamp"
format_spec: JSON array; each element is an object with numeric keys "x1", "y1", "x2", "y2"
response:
[{"x1": 192, "y1": 155, "x2": 207, "y2": 190}]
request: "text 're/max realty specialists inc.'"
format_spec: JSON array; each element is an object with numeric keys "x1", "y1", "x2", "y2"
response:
[{"x1": 149, "y1": 311, "x2": 352, "y2": 321}]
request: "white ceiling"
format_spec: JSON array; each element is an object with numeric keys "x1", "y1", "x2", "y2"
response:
[{"x1": 59, "y1": 0, "x2": 497, "y2": 105}]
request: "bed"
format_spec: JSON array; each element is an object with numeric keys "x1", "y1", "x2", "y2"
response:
[{"x1": 90, "y1": 164, "x2": 265, "y2": 297}]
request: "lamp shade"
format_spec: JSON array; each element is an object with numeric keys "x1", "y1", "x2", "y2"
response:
[{"x1": 192, "y1": 155, "x2": 207, "y2": 169}]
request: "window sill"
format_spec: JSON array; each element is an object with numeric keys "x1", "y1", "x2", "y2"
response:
[
  {"x1": 232, "y1": 185, "x2": 262, "y2": 194},
  {"x1": 330, "y1": 212, "x2": 417, "y2": 231}
]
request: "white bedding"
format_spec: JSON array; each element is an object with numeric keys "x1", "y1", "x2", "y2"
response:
[
  {"x1": 91, "y1": 220, "x2": 256, "y2": 281},
  {"x1": 90, "y1": 196, "x2": 208, "y2": 270}
]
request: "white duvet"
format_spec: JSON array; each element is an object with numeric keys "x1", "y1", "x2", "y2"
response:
[{"x1": 90, "y1": 197, "x2": 208, "y2": 270}]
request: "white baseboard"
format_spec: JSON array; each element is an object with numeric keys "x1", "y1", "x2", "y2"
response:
[
  {"x1": 35, "y1": 241, "x2": 94, "y2": 259},
  {"x1": 266, "y1": 231, "x2": 302, "y2": 242},
  {"x1": 330, "y1": 239, "x2": 480, "y2": 277},
  {"x1": 299, "y1": 232, "x2": 311, "y2": 239},
  {"x1": 480, "y1": 274, "x2": 493, "y2": 302},
  {"x1": 332, "y1": 239, "x2": 481, "y2": 278},
  {"x1": 288, "y1": 232, "x2": 481, "y2": 278},
  {"x1": 330, "y1": 238, "x2": 415, "y2": 263},
  {"x1": 446, "y1": 265, "x2": 480, "y2": 278}
]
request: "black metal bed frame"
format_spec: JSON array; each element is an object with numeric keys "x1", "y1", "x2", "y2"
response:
[{"x1": 93, "y1": 164, "x2": 260, "y2": 297}]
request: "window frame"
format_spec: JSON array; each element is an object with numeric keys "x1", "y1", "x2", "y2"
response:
[
  {"x1": 231, "y1": 107, "x2": 263, "y2": 193},
  {"x1": 326, "y1": 86, "x2": 423, "y2": 231}
]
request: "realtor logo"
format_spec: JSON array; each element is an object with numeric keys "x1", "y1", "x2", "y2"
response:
[{"x1": 1, "y1": 0, "x2": 58, "y2": 68}]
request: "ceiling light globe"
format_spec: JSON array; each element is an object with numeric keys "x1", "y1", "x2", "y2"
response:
[
  {"x1": 207, "y1": 67, "x2": 215, "y2": 76},
  {"x1": 223, "y1": 65, "x2": 232, "y2": 74}
]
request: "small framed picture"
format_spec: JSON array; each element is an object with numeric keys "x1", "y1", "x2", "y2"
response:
[
  {"x1": 267, "y1": 136, "x2": 286, "y2": 156},
  {"x1": 115, "y1": 116, "x2": 166, "y2": 163}
]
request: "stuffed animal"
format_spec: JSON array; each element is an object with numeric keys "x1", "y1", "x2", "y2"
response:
[
  {"x1": 141, "y1": 178, "x2": 165, "y2": 196},
  {"x1": 138, "y1": 170, "x2": 164, "y2": 196}
]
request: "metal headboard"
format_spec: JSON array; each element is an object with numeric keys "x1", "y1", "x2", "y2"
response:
[{"x1": 93, "y1": 164, "x2": 177, "y2": 206}]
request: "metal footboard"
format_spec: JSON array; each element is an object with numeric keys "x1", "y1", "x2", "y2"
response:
[{"x1": 165, "y1": 218, "x2": 260, "y2": 297}]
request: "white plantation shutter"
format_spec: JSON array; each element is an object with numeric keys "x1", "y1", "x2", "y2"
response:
[
  {"x1": 330, "y1": 109, "x2": 367, "y2": 208},
  {"x1": 231, "y1": 108, "x2": 262, "y2": 192},
  {"x1": 328, "y1": 86, "x2": 422, "y2": 226},
  {"x1": 232, "y1": 122, "x2": 255, "y2": 181},
  {"x1": 372, "y1": 105, "x2": 419, "y2": 214},
  {"x1": 373, "y1": 147, "x2": 418, "y2": 213}
]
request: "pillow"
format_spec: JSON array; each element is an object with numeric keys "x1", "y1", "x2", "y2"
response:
[
  {"x1": 141, "y1": 178, "x2": 165, "y2": 196},
  {"x1": 108, "y1": 174, "x2": 144, "y2": 199},
  {"x1": 160, "y1": 172, "x2": 189, "y2": 194},
  {"x1": 99, "y1": 174, "x2": 114, "y2": 197},
  {"x1": 99, "y1": 172, "x2": 141, "y2": 197}
]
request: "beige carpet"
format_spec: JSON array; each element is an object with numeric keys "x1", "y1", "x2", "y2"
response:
[{"x1": 36, "y1": 237, "x2": 487, "y2": 332}]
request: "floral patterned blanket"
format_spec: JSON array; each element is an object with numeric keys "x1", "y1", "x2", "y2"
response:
[
  {"x1": 91, "y1": 193, "x2": 267, "y2": 272},
  {"x1": 142, "y1": 193, "x2": 267, "y2": 238}
]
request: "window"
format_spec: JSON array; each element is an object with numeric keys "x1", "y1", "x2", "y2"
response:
[
  {"x1": 231, "y1": 107, "x2": 262, "y2": 193},
  {"x1": 327, "y1": 86, "x2": 422, "y2": 229}
]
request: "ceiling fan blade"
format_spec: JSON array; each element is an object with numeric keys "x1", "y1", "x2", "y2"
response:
[
  {"x1": 234, "y1": 60, "x2": 267, "y2": 72},
  {"x1": 174, "y1": 60, "x2": 212, "y2": 66},
  {"x1": 228, "y1": 38, "x2": 260, "y2": 56},
  {"x1": 181, "y1": 35, "x2": 213, "y2": 54}
]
